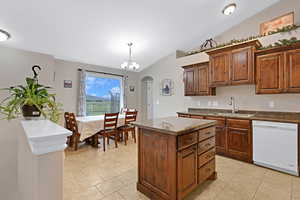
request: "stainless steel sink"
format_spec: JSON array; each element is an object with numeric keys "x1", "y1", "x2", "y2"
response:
[{"x1": 215, "y1": 113, "x2": 254, "y2": 118}]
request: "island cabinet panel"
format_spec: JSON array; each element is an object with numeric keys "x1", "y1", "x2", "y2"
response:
[
  {"x1": 285, "y1": 49, "x2": 300, "y2": 93},
  {"x1": 138, "y1": 129, "x2": 177, "y2": 200},
  {"x1": 231, "y1": 47, "x2": 254, "y2": 85},
  {"x1": 256, "y1": 52, "x2": 284, "y2": 94},
  {"x1": 209, "y1": 52, "x2": 231, "y2": 86},
  {"x1": 177, "y1": 145, "x2": 198, "y2": 199},
  {"x1": 137, "y1": 121, "x2": 217, "y2": 200}
]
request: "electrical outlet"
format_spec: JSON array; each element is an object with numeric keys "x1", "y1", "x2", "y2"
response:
[
  {"x1": 156, "y1": 100, "x2": 160, "y2": 105},
  {"x1": 197, "y1": 101, "x2": 201, "y2": 106},
  {"x1": 269, "y1": 101, "x2": 275, "y2": 108}
]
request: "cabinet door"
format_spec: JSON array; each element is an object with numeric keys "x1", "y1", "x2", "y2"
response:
[
  {"x1": 231, "y1": 47, "x2": 254, "y2": 85},
  {"x1": 215, "y1": 126, "x2": 227, "y2": 155},
  {"x1": 227, "y1": 127, "x2": 251, "y2": 162},
  {"x1": 184, "y1": 66, "x2": 196, "y2": 96},
  {"x1": 285, "y1": 49, "x2": 300, "y2": 93},
  {"x1": 256, "y1": 52, "x2": 284, "y2": 94},
  {"x1": 209, "y1": 52, "x2": 231, "y2": 86},
  {"x1": 205, "y1": 116, "x2": 226, "y2": 155},
  {"x1": 177, "y1": 145, "x2": 198, "y2": 199}
]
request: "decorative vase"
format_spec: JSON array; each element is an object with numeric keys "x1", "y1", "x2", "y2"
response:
[{"x1": 22, "y1": 105, "x2": 41, "y2": 118}]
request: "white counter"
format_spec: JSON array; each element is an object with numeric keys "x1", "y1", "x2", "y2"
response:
[
  {"x1": 18, "y1": 119, "x2": 71, "y2": 200},
  {"x1": 21, "y1": 119, "x2": 72, "y2": 155}
]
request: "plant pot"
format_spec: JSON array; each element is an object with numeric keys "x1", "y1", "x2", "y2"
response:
[{"x1": 22, "y1": 105, "x2": 42, "y2": 118}]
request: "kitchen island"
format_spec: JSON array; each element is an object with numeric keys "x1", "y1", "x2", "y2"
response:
[{"x1": 133, "y1": 117, "x2": 217, "y2": 200}]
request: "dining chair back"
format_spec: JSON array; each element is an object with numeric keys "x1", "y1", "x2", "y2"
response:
[
  {"x1": 64, "y1": 112, "x2": 80, "y2": 150},
  {"x1": 104, "y1": 112, "x2": 119, "y2": 130},
  {"x1": 125, "y1": 111, "x2": 138, "y2": 125}
]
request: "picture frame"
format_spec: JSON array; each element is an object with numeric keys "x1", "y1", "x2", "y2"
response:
[
  {"x1": 161, "y1": 79, "x2": 174, "y2": 96},
  {"x1": 260, "y1": 12, "x2": 294, "y2": 35},
  {"x1": 64, "y1": 80, "x2": 72, "y2": 88}
]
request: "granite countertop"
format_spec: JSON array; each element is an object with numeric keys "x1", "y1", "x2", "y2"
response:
[
  {"x1": 177, "y1": 108, "x2": 300, "y2": 123},
  {"x1": 133, "y1": 116, "x2": 216, "y2": 136}
]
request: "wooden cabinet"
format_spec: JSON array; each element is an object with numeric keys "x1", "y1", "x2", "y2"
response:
[
  {"x1": 227, "y1": 119, "x2": 252, "y2": 162},
  {"x1": 183, "y1": 65, "x2": 196, "y2": 96},
  {"x1": 137, "y1": 124, "x2": 217, "y2": 200},
  {"x1": 256, "y1": 52, "x2": 284, "y2": 94},
  {"x1": 209, "y1": 52, "x2": 231, "y2": 86},
  {"x1": 183, "y1": 62, "x2": 215, "y2": 96},
  {"x1": 205, "y1": 116, "x2": 227, "y2": 155},
  {"x1": 285, "y1": 49, "x2": 300, "y2": 93},
  {"x1": 207, "y1": 40, "x2": 260, "y2": 87},
  {"x1": 177, "y1": 145, "x2": 198, "y2": 199},
  {"x1": 255, "y1": 43, "x2": 300, "y2": 94},
  {"x1": 231, "y1": 47, "x2": 254, "y2": 85},
  {"x1": 178, "y1": 114, "x2": 252, "y2": 162}
]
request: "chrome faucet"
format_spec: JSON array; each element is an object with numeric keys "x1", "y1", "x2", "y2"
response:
[{"x1": 229, "y1": 97, "x2": 238, "y2": 113}]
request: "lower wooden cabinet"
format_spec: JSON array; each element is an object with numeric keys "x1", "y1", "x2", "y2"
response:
[
  {"x1": 178, "y1": 114, "x2": 252, "y2": 162},
  {"x1": 177, "y1": 145, "x2": 198, "y2": 199}
]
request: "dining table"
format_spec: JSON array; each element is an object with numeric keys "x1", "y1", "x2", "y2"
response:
[{"x1": 76, "y1": 114, "x2": 126, "y2": 141}]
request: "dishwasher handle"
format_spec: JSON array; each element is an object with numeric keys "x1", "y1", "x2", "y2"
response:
[{"x1": 253, "y1": 124, "x2": 297, "y2": 131}]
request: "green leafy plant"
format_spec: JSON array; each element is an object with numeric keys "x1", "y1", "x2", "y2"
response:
[
  {"x1": 0, "y1": 75, "x2": 62, "y2": 123},
  {"x1": 258, "y1": 37, "x2": 300, "y2": 50}
]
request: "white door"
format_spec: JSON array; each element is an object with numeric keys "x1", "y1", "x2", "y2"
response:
[{"x1": 146, "y1": 80, "x2": 153, "y2": 120}]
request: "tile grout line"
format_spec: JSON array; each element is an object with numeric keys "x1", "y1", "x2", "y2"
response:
[{"x1": 251, "y1": 170, "x2": 267, "y2": 200}]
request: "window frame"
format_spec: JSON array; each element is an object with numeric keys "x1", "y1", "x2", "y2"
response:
[{"x1": 85, "y1": 72, "x2": 124, "y2": 116}]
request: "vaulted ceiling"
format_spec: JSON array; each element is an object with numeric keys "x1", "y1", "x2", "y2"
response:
[{"x1": 0, "y1": 0, "x2": 279, "y2": 70}]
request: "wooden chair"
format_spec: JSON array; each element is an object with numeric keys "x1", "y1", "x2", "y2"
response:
[
  {"x1": 97, "y1": 112, "x2": 119, "y2": 151},
  {"x1": 64, "y1": 112, "x2": 81, "y2": 151},
  {"x1": 119, "y1": 111, "x2": 138, "y2": 145}
]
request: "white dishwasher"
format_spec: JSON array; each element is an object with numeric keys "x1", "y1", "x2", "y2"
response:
[{"x1": 253, "y1": 120, "x2": 298, "y2": 176}]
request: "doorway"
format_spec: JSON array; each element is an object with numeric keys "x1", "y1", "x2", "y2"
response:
[{"x1": 141, "y1": 76, "x2": 154, "y2": 120}]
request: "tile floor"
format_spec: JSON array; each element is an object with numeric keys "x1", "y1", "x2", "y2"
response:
[{"x1": 64, "y1": 140, "x2": 300, "y2": 200}]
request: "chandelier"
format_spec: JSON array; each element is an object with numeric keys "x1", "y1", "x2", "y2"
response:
[{"x1": 121, "y1": 43, "x2": 140, "y2": 71}]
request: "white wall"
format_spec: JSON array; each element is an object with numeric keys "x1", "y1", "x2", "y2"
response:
[
  {"x1": 139, "y1": 0, "x2": 300, "y2": 119},
  {"x1": 0, "y1": 46, "x2": 55, "y2": 200}
]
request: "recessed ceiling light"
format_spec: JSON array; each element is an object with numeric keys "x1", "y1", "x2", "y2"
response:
[
  {"x1": 222, "y1": 3, "x2": 236, "y2": 16},
  {"x1": 0, "y1": 29, "x2": 10, "y2": 42}
]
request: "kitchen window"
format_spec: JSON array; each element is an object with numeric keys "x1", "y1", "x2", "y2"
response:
[{"x1": 85, "y1": 72, "x2": 124, "y2": 116}]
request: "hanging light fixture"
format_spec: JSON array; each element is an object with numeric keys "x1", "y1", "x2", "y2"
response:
[
  {"x1": 121, "y1": 43, "x2": 140, "y2": 71},
  {"x1": 0, "y1": 29, "x2": 10, "y2": 42}
]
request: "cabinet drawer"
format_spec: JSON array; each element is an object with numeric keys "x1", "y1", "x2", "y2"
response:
[
  {"x1": 205, "y1": 116, "x2": 226, "y2": 126},
  {"x1": 178, "y1": 132, "x2": 198, "y2": 149},
  {"x1": 198, "y1": 148, "x2": 215, "y2": 167},
  {"x1": 198, "y1": 137, "x2": 215, "y2": 155},
  {"x1": 190, "y1": 115, "x2": 204, "y2": 119},
  {"x1": 227, "y1": 119, "x2": 250, "y2": 129},
  {"x1": 178, "y1": 114, "x2": 190, "y2": 118},
  {"x1": 198, "y1": 159, "x2": 215, "y2": 184},
  {"x1": 198, "y1": 126, "x2": 215, "y2": 142}
]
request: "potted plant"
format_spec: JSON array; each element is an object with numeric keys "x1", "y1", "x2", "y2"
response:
[{"x1": 0, "y1": 66, "x2": 62, "y2": 123}]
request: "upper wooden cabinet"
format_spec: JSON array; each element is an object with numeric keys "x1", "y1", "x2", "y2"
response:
[
  {"x1": 183, "y1": 65, "x2": 196, "y2": 96},
  {"x1": 209, "y1": 52, "x2": 231, "y2": 86},
  {"x1": 255, "y1": 43, "x2": 300, "y2": 94},
  {"x1": 256, "y1": 52, "x2": 284, "y2": 94},
  {"x1": 285, "y1": 49, "x2": 300, "y2": 93},
  {"x1": 183, "y1": 62, "x2": 216, "y2": 96},
  {"x1": 207, "y1": 40, "x2": 261, "y2": 87}
]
